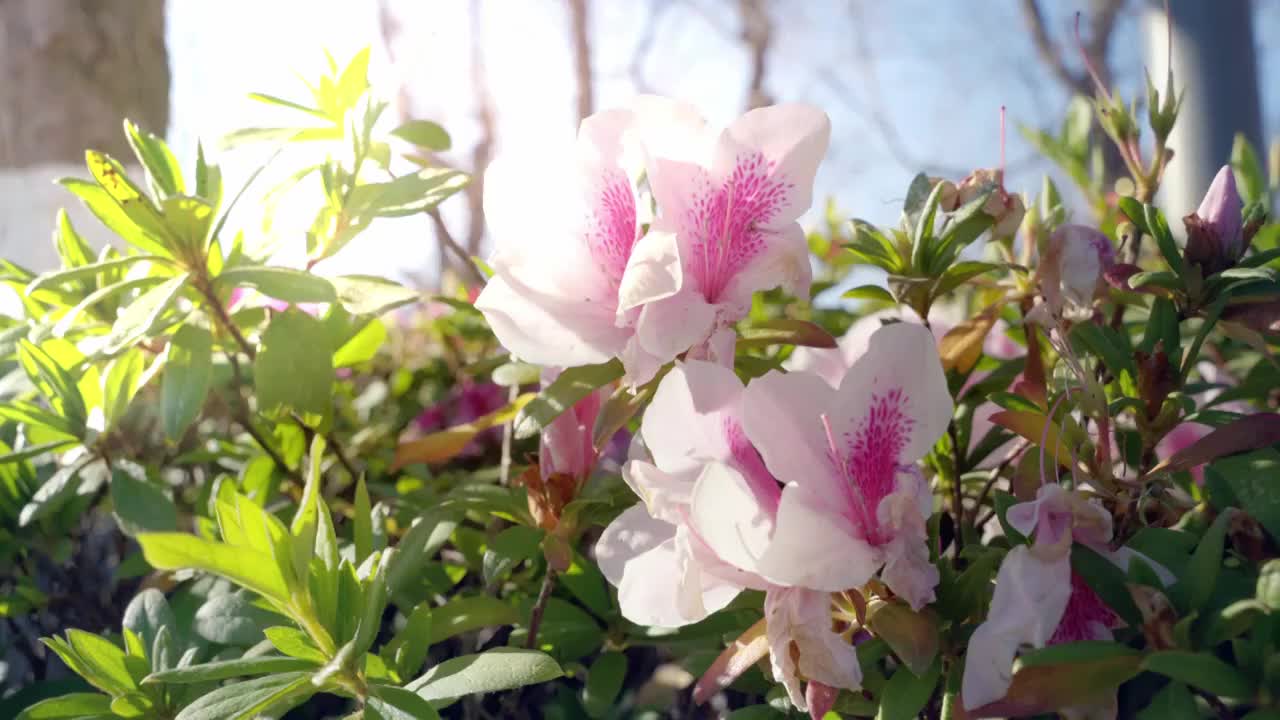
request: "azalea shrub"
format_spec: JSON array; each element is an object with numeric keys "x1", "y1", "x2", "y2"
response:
[{"x1": 4, "y1": 46, "x2": 1280, "y2": 720}]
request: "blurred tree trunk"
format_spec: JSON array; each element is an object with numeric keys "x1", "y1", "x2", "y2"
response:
[
  {"x1": 0, "y1": 0, "x2": 170, "y2": 166},
  {"x1": 1143, "y1": 0, "x2": 1264, "y2": 217}
]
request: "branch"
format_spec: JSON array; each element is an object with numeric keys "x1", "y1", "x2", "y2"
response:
[
  {"x1": 467, "y1": 0, "x2": 496, "y2": 256},
  {"x1": 738, "y1": 0, "x2": 773, "y2": 110},
  {"x1": 566, "y1": 0, "x2": 594, "y2": 122},
  {"x1": 428, "y1": 208, "x2": 487, "y2": 288}
]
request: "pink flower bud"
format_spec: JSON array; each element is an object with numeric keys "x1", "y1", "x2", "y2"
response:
[{"x1": 1184, "y1": 165, "x2": 1244, "y2": 274}]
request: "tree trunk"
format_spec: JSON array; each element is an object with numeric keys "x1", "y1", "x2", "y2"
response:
[{"x1": 0, "y1": 0, "x2": 170, "y2": 166}]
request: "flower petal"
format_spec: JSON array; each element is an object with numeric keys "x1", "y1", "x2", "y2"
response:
[
  {"x1": 833, "y1": 322, "x2": 953, "y2": 465},
  {"x1": 742, "y1": 368, "x2": 837, "y2": 493},
  {"x1": 617, "y1": 229, "x2": 684, "y2": 312},
  {"x1": 961, "y1": 545, "x2": 1072, "y2": 710},
  {"x1": 641, "y1": 360, "x2": 742, "y2": 474},
  {"x1": 756, "y1": 484, "x2": 881, "y2": 592},
  {"x1": 613, "y1": 523, "x2": 740, "y2": 628},
  {"x1": 877, "y1": 475, "x2": 939, "y2": 610},
  {"x1": 595, "y1": 503, "x2": 674, "y2": 587},
  {"x1": 633, "y1": 289, "x2": 718, "y2": 368},
  {"x1": 715, "y1": 103, "x2": 831, "y2": 229},
  {"x1": 474, "y1": 269, "x2": 627, "y2": 367},
  {"x1": 620, "y1": 459, "x2": 693, "y2": 525},
  {"x1": 766, "y1": 587, "x2": 862, "y2": 713},
  {"x1": 689, "y1": 462, "x2": 774, "y2": 575},
  {"x1": 720, "y1": 222, "x2": 813, "y2": 312}
]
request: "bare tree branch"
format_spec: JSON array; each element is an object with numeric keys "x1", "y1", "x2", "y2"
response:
[
  {"x1": 738, "y1": 0, "x2": 773, "y2": 110},
  {"x1": 1018, "y1": 0, "x2": 1125, "y2": 98},
  {"x1": 567, "y1": 0, "x2": 594, "y2": 123},
  {"x1": 467, "y1": 0, "x2": 496, "y2": 257}
]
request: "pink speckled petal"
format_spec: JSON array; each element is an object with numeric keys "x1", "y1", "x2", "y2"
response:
[{"x1": 715, "y1": 103, "x2": 831, "y2": 229}]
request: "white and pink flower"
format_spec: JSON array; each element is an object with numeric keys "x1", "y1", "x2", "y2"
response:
[
  {"x1": 961, "y1": 484, "x2": 1172, "y2": 712},
  {"x1": 742, "y1": 322, "x2": 953, "y2": 609},
  {"x1": 476, "y1": 99, "x2": 829, "y2": 385},
  {"x1": 594, "y1": 360, "x2": 778, "y2": 627}
]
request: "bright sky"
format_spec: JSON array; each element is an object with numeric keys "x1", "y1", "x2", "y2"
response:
[{"x1": 165, "y1": 0, "x2": 1280, "y2": 286}]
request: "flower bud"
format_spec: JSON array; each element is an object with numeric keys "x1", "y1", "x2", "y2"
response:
[
  {"x1": 1183, "y1": 165, "x2": 1244, "y2": 274},
  {"x1": 954, "y1": 169, "x2": 1024, "y2": 239}
]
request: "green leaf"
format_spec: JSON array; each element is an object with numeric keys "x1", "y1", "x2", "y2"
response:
[
  {"x1": 1137, "y1": 681, "x2": 1198, "y2": 720},
  {"x1": 111, "y1": 468, "x2": 177, "y2": 536},
  {"x1": 102, "y1": 349, "x2": 145, "y2": 430},
  {"x1": 59, "y1": 178, "x2": 169, "y2": 257},
  {"x1": 390, "y1": 120, "x2": 452, "y2": 151},
  {"x1": 105, "y1": 273, "x2": 189, "y2": 354},
  {"x1": 263, "y1": 626, "x2": 328, "y2": 664},
  {"x1": 161, "y1": 325, "x2": 212, "y2": 442},
  {"x1": 26, "y1": 255, "x2": 168, "y2": 294},
  {"x1": 1145, "y1": 203, "x2": 1186, "y2": 277},
  {"x1": 253, "y1": 309, "x2": 335, "y2": 422},
  {"x1": 345, "y1": 168, "x2": 469, "y2": 218},
  {"x1": 173, "y1": 672, "x2": 312, "y2": 720},
  {"x1": 15, "y1": 693, "x2": 112, "y2": 720},
  {"x1": 192, "y1": 593, "x2": 282, "y2": 645},
  {"x1": 137, "y1": 533, "x2": 291, "y2": 603},
  {"x1": 1070, "y1": 322, "x2": 1136, "y2": 380},
  {"x1": 1232, "y1": 133, "x2": 1267, "y2": 208},
  {"x1": 52, "y1": 276, "x2": 166, "y2": 337},
  {"x1": 63, "y1": 629, "x2": 137, "y2": 695},
  {"x1": 386, "y1": 514, "x2": 459, "y2": 596},
  {"x1": 407, "y1": 647, "x2": 563, "y2": 708},
  {"x1": 352, "y1": 474, "x2": 374, "y2": 565},
  {"x1": 332, "y1": 318, "x2": 386, "y2": 367},
  {"x1": 842, "y1": 284, "x2": 897, "y2": 303},
  {"x1": 195, "y1": 141, "x2": 222, "y2": 212},
  {"x1": 216, "y1": 266, "x2": 336, "y2": 304},
  {"x1": 582, "y1": 652, "x2": 627, "y2": 719},
  {"x1": 1184, "y1": 509, "x2": 1233, "y2": 611},
  {"x1": 145, "y1": 655, "x2": 315, "y2": 685},
  {"x1": 1016, "y1": 640, "x2": 1140, "y2": 669},
  {"x1": 329, "y1": 275, "x2": 420, "y2": 316},
  {"x1": 482, "y1": 525, "x2": 543, "y2": 587},
  {"x1": 1143, "y1": 651, "x2": 1254, "y2": 698},
  {"x1": 367, "y1": 685, "x2": 443, "y2": 720},
  {"x1": 514, "y1": 360, "x2": 624, "y2": 439},
  {"x1": 51, "y1": 208, "x2": 94, "y2": 271},
  {"x1": 428, "y1": 595, "x2": 520, "y2": 645},
  {"x1": 122, "y1": 589, "x2": 174, "y2": 664},
  {"x1": 161, "y1": 196, "x2": 215, "y2": 253},
  {"x1": 737, "y1": 319, "x2": 838, "y2": 349},
  {"x1": 864, "y1": 602, "x2": 939, "y2": 677},
  {"x1": 1206, "y1": 450, "x2": 1280, "y2": 541},
  {"x1": 247, "y1": 92, "x2": 330, "y2": 121},
  {"x1": 934, "y1": 261, "x2": 1005, "y2": 297},
  {"x1": 16, "y1": 340, "x2": 87, "y2": 433},
  {"x1": 125, "y1": 119, "x2": 184, "y2": 198},
  {"x1": 385, "y1": 603, "x2": 433, "y2": 678},
  {"x1": 875, "y1": 658, "x2": 940, "y2": 720}
]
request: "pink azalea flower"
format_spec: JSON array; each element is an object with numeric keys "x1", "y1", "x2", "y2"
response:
[
  {"x1": 595, "y1": 361, "x2": 864, "y2": 714},
  {"x1": 765, "y1": 587, "x2": 861, "y2": 717},
  {"x1": 411, "y1": 380, "x2": 507, "y2": 457},
  {"x1": 1185, "y1": 165, "x2": 1245, "y2": 274},
  {"x1": 538, "y1": 368, "x2": 606, "y2": 486},
  {"x1": 594, "y1": 360, "x2": 778, "y2": 627},
  {"x1": 742, "y1": 322, "x2": 953, "y2": 609},
  {"x1": 1031, "y1": 224, "x2": 1115, "y2": 324},
  {"x1": 618, "y1": 98, "x2": 831, "y2": 379},
  {"x1": 961, "y1": 484, "x2": 1172, "y2": 712},
  {"x1": 474, "y1": 107, "x2": 651, "y2": 374}
]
